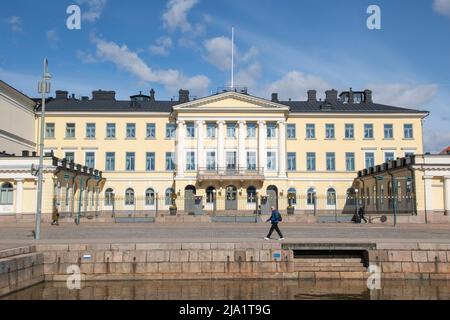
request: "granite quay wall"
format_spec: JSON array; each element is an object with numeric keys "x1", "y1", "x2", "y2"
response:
[{"x1": 0, "y1": 246, "x2": 44, "y2": 296}]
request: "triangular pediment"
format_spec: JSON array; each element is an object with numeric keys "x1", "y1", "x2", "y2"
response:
[{"x1": 173, "y1": 91, "x2": 289, "y2": 112}]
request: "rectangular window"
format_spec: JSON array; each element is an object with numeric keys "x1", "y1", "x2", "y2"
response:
[
  {"x1": 405, "y1": 151, "x2": 415, "y2": 157},
  {"x1": 186, "y1": 122, "x2": 195, "y2": 138},
  {"x1": 206, "y1": 151, "x2": 216, "y2": 170},
  {"x1": 206, "y1": 123, "x2": 216, "y2": 138},
  {"x1": 307, "y1": 152, "x2": 316, "y2": 171},
  {"x1": 325, "y1": 124, "x2": 335, "y2": 139},
  {"x1": 384, "y1": 124, "x2": 394, "y2": 139},
  {"x1": 287, "y1": 124, "x2": 296, "y2": 139},
  {"x1": 247, "y1": 151, "x2": 257, "y2": 170},
  {"x1": 385, "y1": 152, "x2": 395, "y2": 162},
  {"x1": 186, "y1": 151, "x2": 196, "y2": 170},
  {"x1": 266, "y1": 151, "x2": 277, "y2": 171},
  {"x1": 65, "y1": 152, "x2": 75, "y2": 163},
  {"x1": 166, "y1": 123, "x2": 176, "y2": 139},
  {"x1": 165, "y1": 152, "x2": 175, "y2": 171},
  {"x1": 247, "y1": 123, "x2": 256, "y2": 138},
  {"x1": 226, "y1": 151, "x2": 237, "y2": 169},
  {"x1": 267, "y1": 123, "x2": 276, "y2": 138},
  {"x1": 306, "y1": 124, "x2": 316, "y2": 139},
  {"x1": 126, "y1": 123, "x2": 136, "y2": 139},
  {"x1": 326, "y1": 152, "x2": 336, "y2": 171},
  {"x1": 404, "y1": 124, "x2": 413, "y2": 139},
  {"x1": 227, "y1": 124, "x2": 236, "y2": 138},
  {"x1": 364, "y1": 124, "x2": 374, "y2": 139},
  {"x1": 106, "y1": 123, "x2": 116, "y2": 138},
  {"x1": 66, "y1": 123, "x2": 76, "y2": 138},
  {"x1": 146, "y1": 123, "x2": 156, "y2": 139},
  {"x1": 365, "y1": 152, "x2": 375, "y2": 169},
  {"x1": 345, "y1": 124, "x2": 354, "y2": 139},
  {"x1": 105, "y1": 152, "x2": 115, "y2": 171},
  {"x1": 126, "y1": 152, "x2": 135, "y2": 171},
  {"x1": 45, "y1": 123, "x2": 55, "y2": 138},
  {"x1": 287, "y1": 152, "x2": 296, "y2": 171},
  {"x1": 146, "y1": 152, "x2": 155, "y2": 171},
  {"x1": 345, "y1": 152, "x2": 355, "y2": 171},
  {"x1": 85, "y1": 152, "x2": 95, "y2": 169},
  {"x1": 86, "y1": 123, "x2": 96, "y2": 139}
]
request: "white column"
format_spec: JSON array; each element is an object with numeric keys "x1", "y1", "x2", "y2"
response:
[
  {"x1": 15, "y1": 179, "x2": 23, "y2": 216},
  {"x1": 238, "y1": 121, "x2": 246, "y2": 170},
  {"x1": 258, "y1": 121, "x2": 266, "y2": 173},
  {"x1": 278, "y1": 120, "x2": 287, "y2": 177},
  {"x1": 176, "y1": 120, "x2": 186, "y2": 177},
  {"x1": 424, "y1": 176, "x2": 433, "y2": 213},
  {"x1": 197, "y1": 120, "x2": 205, "y2": 170},
  {"x1": 444, "y1": 176, "x2": 450, "y2": 216},
  {"x1": 217, "y1": 121, "x2": 225, "y2": 170}
]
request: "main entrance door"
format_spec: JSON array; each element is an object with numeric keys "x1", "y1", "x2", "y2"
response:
[
  {"x1": 267, "y1": 185, "x2": 278, "y2": 210},
  {"x1": 225, "y1": 185, "x2": 237, "y2": 210},
  {"x1": 184, "y1": 185, "x2": 196, "y2": 214}
]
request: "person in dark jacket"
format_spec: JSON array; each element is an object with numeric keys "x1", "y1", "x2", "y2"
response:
[
  {"x1": 358, "y1": 206, "x2": 368, "y2": 223},
  {"x1": 264, "y1": 207, "x2": 284, "y2": 240}
]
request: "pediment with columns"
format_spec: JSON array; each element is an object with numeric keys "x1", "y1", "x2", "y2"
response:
[{"x1": 173, "y1": 91, "x2": 290, "y2": 114}]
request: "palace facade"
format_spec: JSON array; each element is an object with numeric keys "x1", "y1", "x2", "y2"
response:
[{"x1": 32, "y1": 87, "x2": 428, "y2": 216}]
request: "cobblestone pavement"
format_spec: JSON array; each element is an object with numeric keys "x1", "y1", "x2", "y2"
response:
[{"x1": 0, "y1": 222, "x2": 449, "y2": 249}]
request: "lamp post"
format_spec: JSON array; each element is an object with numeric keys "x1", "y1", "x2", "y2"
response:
[{"x1": 35, "y1": 58, "x2": 51, "y2": 240}]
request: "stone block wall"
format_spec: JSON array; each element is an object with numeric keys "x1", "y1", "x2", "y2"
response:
[{"x1": 0, "y1": 246, "x2": 44, "y2": 296}]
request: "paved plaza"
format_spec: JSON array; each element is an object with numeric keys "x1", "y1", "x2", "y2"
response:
[{"x1": 0, "y1": 222, "x2": 449, "y2": 250}]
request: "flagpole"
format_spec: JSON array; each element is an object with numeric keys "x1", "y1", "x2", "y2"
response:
[{"x1": 231, "y1": 27, "x2": 234, "y2": 89}]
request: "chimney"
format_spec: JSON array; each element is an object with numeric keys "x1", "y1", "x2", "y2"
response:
[
  {"x1": 150, "y1": 88, "x2": 155, "y2": 101},
  {"x1": 364, "y1": 89, "x2": 373, "y2": 103},
  {"x1": 348, "y1": 88, "x2": 354, "y2": 103},
  {"x1": 32, "y1": 151, "x2": 37, "y2": 157},
  {"x1": 307, "y1": 90, "x2": 317, "y2": 102},
  {"x1": 22, "y1": 150, "x2": 29, "y2": 157},
  {"x1": 55, "y1": 90, "x2": 68, "y2": 100},
  {"x1": 271, "y1": 93, "x2": 279, "y2": 102},
  {"x1": 92, "y1": 90, "x2": 116, "y2": 101},
  {"x1": 325, "y1": 89, "x2": 338, "y2": 104},
  {"x1": 178, "y1": 89, "x2": 190, "y2": 103}
]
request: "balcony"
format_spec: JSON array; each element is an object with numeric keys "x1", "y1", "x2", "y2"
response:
[{"x1": 197, "y1": 167, "x2": 265, "y2": 182}]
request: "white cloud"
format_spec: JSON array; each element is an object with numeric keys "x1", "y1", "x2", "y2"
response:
[
  {"x1": 424, "y1": 130, "x2": 450, "y2": 153},
  {"x1": 203, "y1": 36, "x2": 260, "y2": 71},
  {"x1": 4, "y1": 16, "x2": 21, "y2": 32},
  {"x1": 433, "y1": 0, "x2": 450, "y2": 17},
  {"x1": 234, "y1": 63, "x2": 262, "y2": 89},
  {"x1": 162, "y1": 0, "x2": 199, "y2": 33},
  {"x1": 90, "y1": 36, "x2": 210, "y2": 96},
  {"x1": 368, "y1": 83, "x2": 438, "y2": 108},
  {"x1": 265, "y1": 71, "x2": 331, "y2": 101},
  {"x1": 76, "y1": 50, "x2": 98, "y2": 63},
  {"x1": 149, "y1": 37, "x2": 173, "y2": 56},
  {"x1": 46, "y1": 29, "x2": 60, "y2": 48},
  {"x1": 76, "y1": 0, "x2": 107, "y2": 22}
]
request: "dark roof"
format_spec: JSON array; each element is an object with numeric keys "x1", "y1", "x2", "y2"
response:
[
  {"x1": 40, "y1": 99, "x2": 180, "y2": 113},
  {"x1": 283, "y1": 101, "x2": 428, "y2": 114},
  {"x1": 37, "y1": 91, "x2": 428, "y2": 114}
]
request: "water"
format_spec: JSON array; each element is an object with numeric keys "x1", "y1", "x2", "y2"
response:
[{"x1": 2, "y1": 280, "x2": 450, "y2": 300}]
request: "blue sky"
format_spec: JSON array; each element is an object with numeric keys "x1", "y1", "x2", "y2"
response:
[{"x1": 1, "y1": 0, "x2": 449, "y2": 152}]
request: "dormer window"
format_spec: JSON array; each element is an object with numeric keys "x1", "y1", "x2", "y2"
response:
[{"x1": 353, "y1": 93, "x2": 364, "y2": 103}]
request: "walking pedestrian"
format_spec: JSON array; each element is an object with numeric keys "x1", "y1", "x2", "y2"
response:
[
  {"x1": 358, "y1": 206, "x2": 368, "y2": 224},
  {"x1": 264, "y1": 206, "x2": 284, "y2": 240},
  {"x1": 51, "y1": 205, "x2": 59, "y2": 226}
]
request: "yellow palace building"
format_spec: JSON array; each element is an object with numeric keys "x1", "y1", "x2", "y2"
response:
[{"x1": 33, "y1": 86, "x2": 428, "y2": 218}]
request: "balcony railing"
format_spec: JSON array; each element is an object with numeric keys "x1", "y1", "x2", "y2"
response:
[{"x1": 197, "y1": 167, "x2": 265, "y2": 181}]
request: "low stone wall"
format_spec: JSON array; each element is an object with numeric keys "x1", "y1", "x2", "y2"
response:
[{"x1": 0, "y1": 246, "x2": 44, "y2": 296}]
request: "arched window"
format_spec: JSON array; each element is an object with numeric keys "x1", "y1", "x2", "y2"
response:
[
  {"x1": 206, "y1": 186, "x2": 215, "y2": 204},
  {"x1": 145, "y1": 188, "x2": 155, "y2": 206},
  {"x1": 105, "y1": 188, "x2": 114, "y2": 206},
  {"x1": 307, "y1": 188, "x2": 316, "y2": 206},
  {"x1": 287, "y1": 188, "x2": 297, "y2": 205},
  {"x1": 165, "y1": 188, "x2": 174, "y2": 206},
  {"x1": 327, "y1": 188, "x2": 336, "y2": 206},
  {"x1": 247, "y1": 186, "x2": 256, "y2": 203},
  {"x1": 0, "y1": 182, "x2": 13, "y2": 205},
  {"x1": 125, "y1": 188, "x2": 135, "y2": 206}
]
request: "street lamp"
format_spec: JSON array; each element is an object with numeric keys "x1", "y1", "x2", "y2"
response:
[{"x1": 35, "y1": 58, "x2": 51, "y2": 240}]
